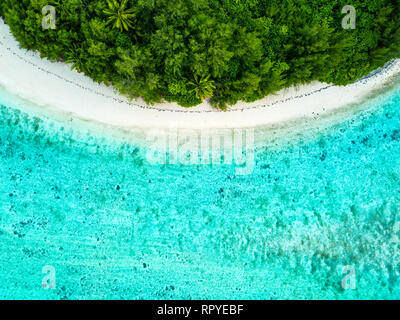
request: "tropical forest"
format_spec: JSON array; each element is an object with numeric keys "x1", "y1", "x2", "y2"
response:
[{"x1": 1, "y1": 0, "x2": 399, "y2": 109}]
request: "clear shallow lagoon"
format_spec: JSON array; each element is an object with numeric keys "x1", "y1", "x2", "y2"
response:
[{"x1": 0, "y1": 81, "x2": 400, "y2": 299}]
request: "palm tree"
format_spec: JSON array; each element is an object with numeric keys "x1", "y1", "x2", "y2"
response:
[
  {"x1": 65, "y1": 45, "x2": 84, "y2": 72},
  {"x1": 188, "y1": 75, "x2": 216, "y2": 101},
  {"x1": 103, "y1": 0, "x2": 135, "y2": 32}
]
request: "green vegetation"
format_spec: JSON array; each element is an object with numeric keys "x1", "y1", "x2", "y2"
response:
[
  {"x1": 103, "y1": 0, "x2": 136, "y2": 32},
  {"x1": 188, "y1": 76, "x2": 216, "y2": 101},
  {"x1": 1, "y1": 0, "x2": 399, "y2": 109}
]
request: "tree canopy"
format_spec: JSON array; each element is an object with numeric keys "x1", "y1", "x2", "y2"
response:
[{"x1": 1, "y1": 0, "x2": 399, "y2": 109}]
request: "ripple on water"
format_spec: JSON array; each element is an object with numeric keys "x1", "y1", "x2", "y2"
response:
[{"x1": 0, "y1": 84, "x2": 400, "y2": 299}]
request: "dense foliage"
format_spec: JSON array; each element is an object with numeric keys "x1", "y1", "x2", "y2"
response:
[{"x1": 1, "y1": 0, "x2": 399, "y2": 109}]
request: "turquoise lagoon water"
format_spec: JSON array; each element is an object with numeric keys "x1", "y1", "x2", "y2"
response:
[{"x1": 0, "y1": 80, "x2": 400, "y2": 300}]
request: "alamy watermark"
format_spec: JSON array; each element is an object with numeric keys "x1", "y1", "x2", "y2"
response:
[
  {"x1": 42, "y1": 5, "x2": 56, "y2": 30},
  {"x1": 40, "y1": 4, "x2": 356, "y2": 30},
  {"x1": 146, "y1": 129, "x2": 255, "y2": 175},
  {"x1": 341, "y1": 265, "x2": 356, "y2": 290},
  {"x1": 342, "y1": 5, "x2": 356, "y2": 30},
  {"x1": 42, "y1": 265, "x2": 56, "y2": 289}
]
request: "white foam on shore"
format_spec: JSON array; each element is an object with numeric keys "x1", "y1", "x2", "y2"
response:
[{"x1": 0, "y1": 19, "x2": 399, "y2": 130}]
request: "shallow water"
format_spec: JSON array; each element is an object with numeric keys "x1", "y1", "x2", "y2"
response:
[{"x1": 0, "y1": 82, "x2": 400, "y2": 299}]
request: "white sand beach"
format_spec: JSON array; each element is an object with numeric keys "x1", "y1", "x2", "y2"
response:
[{"x1": 1, "y1": 19, "x2": 399, "y2": 130}]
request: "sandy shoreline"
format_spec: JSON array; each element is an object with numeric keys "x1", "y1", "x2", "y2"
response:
[{"x1": 1, "y1": 20, "x2": 400, "y2": 130}]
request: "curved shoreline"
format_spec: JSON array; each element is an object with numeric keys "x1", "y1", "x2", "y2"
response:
[{"x1": 1, "y1": 20, "x2": 400, "y2": 130}]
